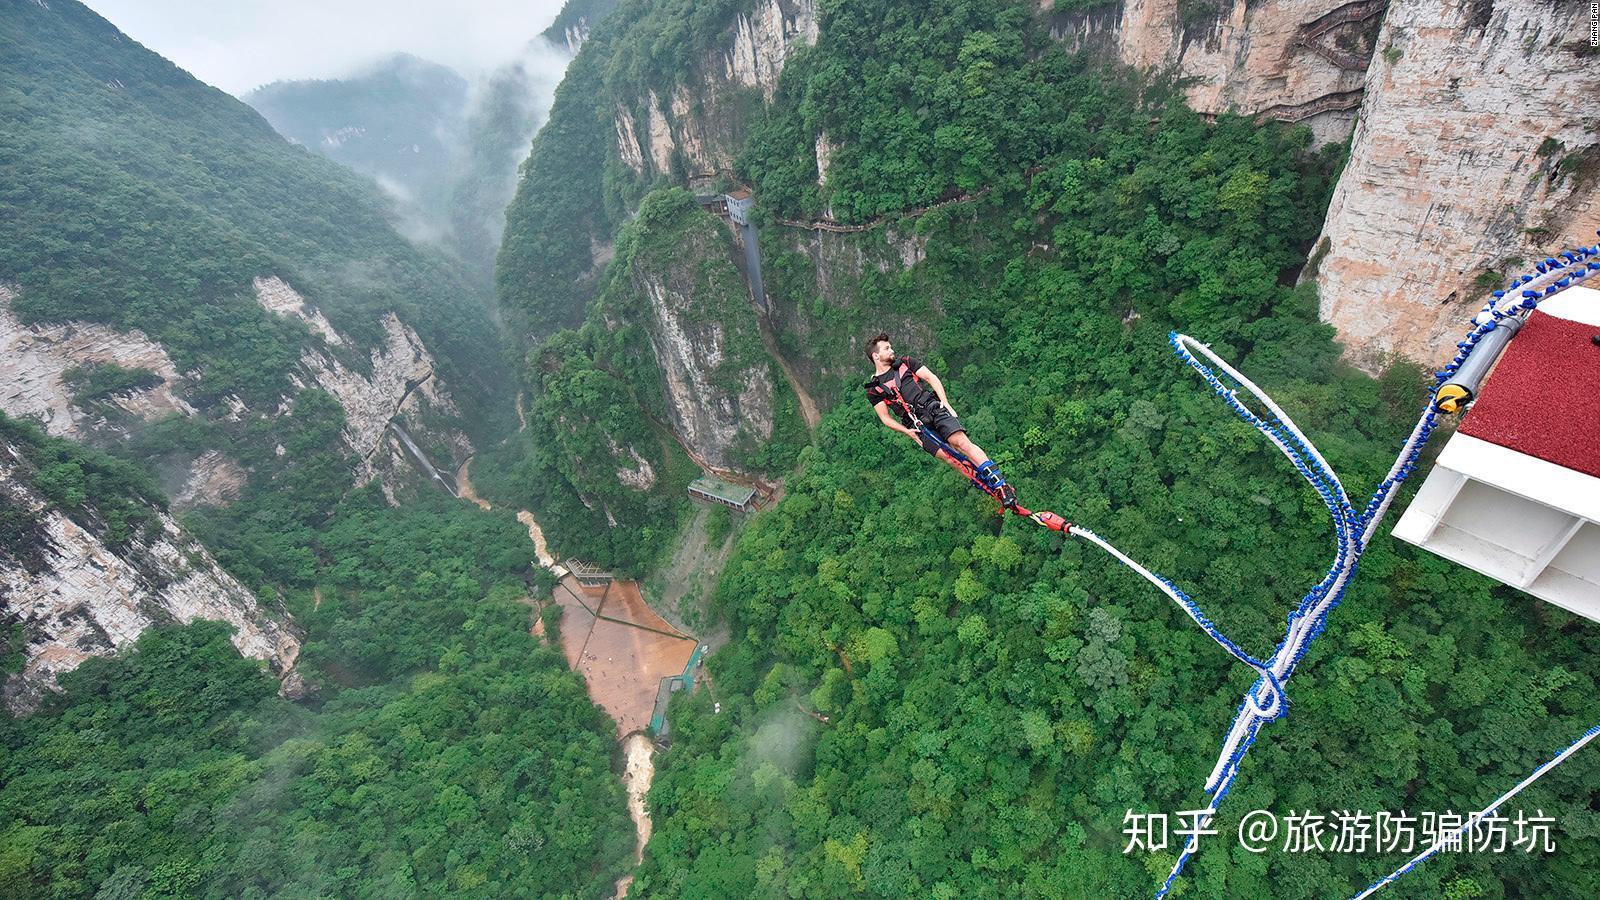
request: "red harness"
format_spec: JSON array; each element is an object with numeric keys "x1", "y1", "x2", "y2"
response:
[
  {"x1": 872, "y1": 359, "x2": 928, "y2": 426},
  {"x1": 871, "y1": 359, "x2": 1071, "y2": 533}
]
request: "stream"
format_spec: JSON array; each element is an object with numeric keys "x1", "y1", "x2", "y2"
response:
[
  {"x1": 613, "y1": 733, "x2": 656, "y2": 898},
  {"x1": 456, "y1": 456, "x2": 656, "y2": 896}
]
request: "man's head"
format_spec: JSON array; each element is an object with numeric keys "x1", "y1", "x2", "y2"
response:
[{"x1": 864, "y1": 331, "x2": 894, "y2": 365}]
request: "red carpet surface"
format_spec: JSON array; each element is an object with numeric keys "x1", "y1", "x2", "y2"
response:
[{"x1": 1459, "y1": 310, "x2": 1600, "y2": 480}]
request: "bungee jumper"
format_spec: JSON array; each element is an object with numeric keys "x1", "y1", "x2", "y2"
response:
[
  {"x1": 863, "y1": 235, "x2": 1600, "y2": 899},
  {"x1": 861, "y1": 332, "x2": 1070, "y2": 533}
]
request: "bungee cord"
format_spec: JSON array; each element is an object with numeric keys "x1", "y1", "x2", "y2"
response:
[
  {"x1": 1144, "y1": 236, "x2": 1600, "y2": 898},
  {"x1": 1349, "y1": 723, "x2": 1600, "y2": 900},
  {"x1": 884, "y1": 239, "x2": 1600, "y2": 895}
]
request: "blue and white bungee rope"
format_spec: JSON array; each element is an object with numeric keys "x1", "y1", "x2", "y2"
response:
[
  {"x1": 1057, "y1": 233, "x2": 1600, "y2": 898},
  {"x1": 1350, "y1": 722, "x2": 1600, "y2": 898}
]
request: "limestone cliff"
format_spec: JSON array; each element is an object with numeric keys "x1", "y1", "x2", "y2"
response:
[
  {"x1": 253, "y1": 277, "x2": 472, "y2": 492},
  {"x1": 625, "y1": 207, "x2": 775, "y2": 471},
  {"x1": 1039, "y1": 0, "x2": 1596, "y2": 368},
  {"x1": 542, "y1": 0, "x2": 620, "y2": 55},
  {"x1": 613, "y1": 0, "x2": 819, "y2": 179},
  {"x1": 1043, "y1": 0, "x2": 1384, "y2": 145},
  {"x1": 0, "y1": 436, "x2": 301, "y2": 714},
  {"x1": 760, "y1": 224, "x2": 943, "y2": 408},
  {"x1": 0, "y1": 282, "x2": 246, "y2": 511},
  {"x1": 0, "y1": 273, "x2": 468, "y2": 711},
  {"x1": 1311, "y1": 0, "x2": 1600, "y2": 370},
  {"x1": 0, "y1": 283, "x2": 196, "y2": 440}
]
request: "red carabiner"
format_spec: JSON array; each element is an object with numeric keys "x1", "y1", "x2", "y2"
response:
[{"x1": 1027, "y1": 510, "x2": 1071, "y2": 533}]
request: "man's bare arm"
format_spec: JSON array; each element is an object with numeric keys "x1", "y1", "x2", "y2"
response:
[
  {"x1": 916, "y1": 366, "x2": 957, "y2": 417},
  {"x1": 874, "y1": 401, "x2": 922, "y2": 443}
]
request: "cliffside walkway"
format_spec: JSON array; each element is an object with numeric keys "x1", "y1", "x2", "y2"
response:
[
  {"x1": 1254, "y1": 88, "x2": 1366, "y2": 123},
  {"x1": 775, "y1": 185, "x2": 991, "y2": 233},
  {"x1": 1292, "y1": 1, "x2": 1386, "y2": 74},
  {"x1": 1299, "y1": 0, "x2": 1387, "y2": 42},
  {"x1": 1301, "y1": 41, "x2": 1370, "y2": 72}
]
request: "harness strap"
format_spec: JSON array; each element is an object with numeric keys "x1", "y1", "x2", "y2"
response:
[{"x1": 876, "y1": 360, "x2": 1073, "y2": 534}]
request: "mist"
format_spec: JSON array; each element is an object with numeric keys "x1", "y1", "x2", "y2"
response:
[{"x1": 82, "y1": 0, "x2": 569, "y2": 96}]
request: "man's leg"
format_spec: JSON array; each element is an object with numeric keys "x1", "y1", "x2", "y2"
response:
[
  {"x1": 932, "y1": 448, "x2": 971, "y2": 474},
  {"x1": 946, "y1": 432, "x2": 989, "y2": 466},
  {"x1": 947, "y1": 430, "x2": 1017, "y2": 508}
]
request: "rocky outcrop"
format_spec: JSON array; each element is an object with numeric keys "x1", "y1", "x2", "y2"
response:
[
  {"x1": 761, "y1": 225, "x2": 942, "y2": 407},
  {"x1": 609, "y1": 437, "x2": 658, "y2": 490},
  {"x1": 815, "y1": 130, "x2": 836, "y2": 187},
  {"x1": 253, "y1": 277, "x2": 469, "y2": 488},
  {"x1": 0, "y1": 284, "x2": 247, "y2": 513},
  {"x1": 1042, "y1": 0, "x2": 1383, "y2": 145},
  {"x1": 0, "y1": 283, "x2": 195, "y2": 438},
  {"x1": 628, "y1": 215, "x2": 775, "y2": 471},
  {"x1": 637, "y1": 274, "x2": 774, "y2": 470},
  {"x1": 563, "y1": 21, "x2": 591, "y2": 55},
  {"x1": 1034, "y1": 1, "x2": 1595, "y2": 367},
  {"x1": 3, "y1": 276, "x2": 471, "y2": 503},
  {"x1": 725, "y1": 0, "x2": 820, "y2": 101},
  {"x1": 615, "y1": 106, "x2": 648, "y2": 174},
  {"x1": 255, "y1": 275, "x2": 346, "y2": 347},
  {"x1": 1311, "y1": 0, "x2": 1600, "y2": 370},
  {"x1": 172, "y1": 449, "x2": 247, "y2": 510},
  {"x1": 0, "y1": 438, "x2": 300, "y2": 714},
  {"x1": 614, "y1": 0, "x2": 819, "y2": 179}
]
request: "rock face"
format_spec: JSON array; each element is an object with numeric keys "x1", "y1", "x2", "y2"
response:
[
  {"x1": 1043, "y1": 0, "x2": 1383, "y2": 145},
  {"x1": 628, "y1": 217, "x2": 775, "y2": 472},
  {"x1": 0, "y1": 283, "x2": 245, "y2": 511},
  {"x1": 761, "y1": 225, "x2": 943, "y2": 409},
  {"x1": 1037, "y1": 0, "x2": 1595, "y2": 368},
  {"x1": 726, "y1": 0, "x2": 820, "y2": 101},
  {"x1": 0, "y1": 438, "x2": 301, "y2": 714},
  {"x1": 562, "y1": 23, "x2": 589, "y2": 55},
  {"x1": 0, "y1": 283, "x2": 196, "y2": 438},
  {"x1": 0, "y1": 275, "x2": 474, "y2": 713},
  {"x1": 172, "y1": 449, "x2": 248, "y2": 510},
  {"x1": 609, "y1": 438, "x2": 657, "y2": 490},
  {"x1": 636, "y1": 275, "x2": 774, "y2": 471},
  {"x1": 1311, "y1": 0, "x2": 1600, "y2": 370},
  {"x1": 613, "y1": 0, "x2": 819, "y2": 178},
  {"x1": 253, "y1": 277, "x2": 469, "y2": 488}
]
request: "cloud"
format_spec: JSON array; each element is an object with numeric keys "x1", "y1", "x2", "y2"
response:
[{"x1": 83, "y1": 0, "x2": 569, "y2": 95}]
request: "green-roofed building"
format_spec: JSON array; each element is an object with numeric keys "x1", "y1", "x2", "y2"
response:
[{"x1": 688, "y1": 476, "x2": 756, "y2": 512}]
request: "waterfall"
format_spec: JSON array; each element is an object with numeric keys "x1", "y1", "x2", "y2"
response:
[
  {"x1": 737, "y1": 220, "x2": 767, "y2": 313},
  {"x1": 389, "y1": 422, "x2": 458, "y2": 497}
]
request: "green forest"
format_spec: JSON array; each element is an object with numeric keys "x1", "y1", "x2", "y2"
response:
[
  {"x1": 0, "y1": 0, "x2": 508, "y2": 427},
  {"x1": 586, "y1": 2, "x2": 1592, "y2": 899},
  {"x1": 481, "y1": 187, "x2": 809, "y2": 575},
  {"x1": 2, "y1": 0, "x2": 1597, "y2": 898},
  {"x1": 0, "y1": 2, "x2": 634, "y2": 896},
  {"x1": 0, "y1": 494, "x2": 636, "y2": 897}
]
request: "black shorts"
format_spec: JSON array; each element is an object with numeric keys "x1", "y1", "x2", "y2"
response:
[{"x1": 914, "y1": 405, "x2": 964, "y2": 456}]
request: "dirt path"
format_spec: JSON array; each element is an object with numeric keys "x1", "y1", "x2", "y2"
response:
[{"x1": 758, "y1": 320, "x2": 820, "y2": 430}]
